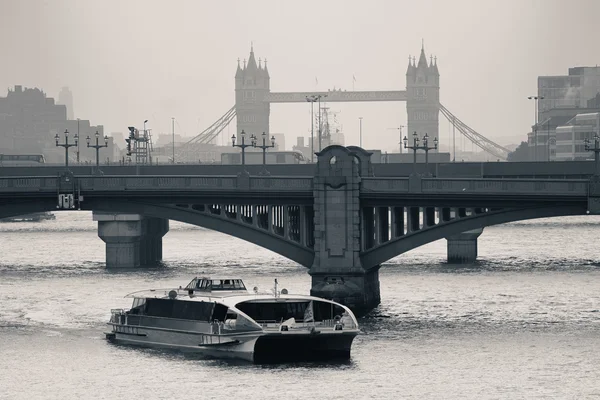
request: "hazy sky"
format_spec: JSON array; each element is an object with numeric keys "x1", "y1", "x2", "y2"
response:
[{"x1": 1, "y1": 0, "x2": 599, "y2": 152}]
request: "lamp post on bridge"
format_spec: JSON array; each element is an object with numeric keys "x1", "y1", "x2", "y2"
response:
[
  {"x1": 403, "y1": 132, "x2": 438, "y2": 175},
  {"x1": 317, "y1": 94, "x2": 327, "y2": 151},
  {"x1": 231, "y1": 130, "x2": 254, "y2": 165},
  {"x1": 253, "y1": 132, "x2": 276, "y2": 165},
  {"x1": 55, "y1": 129, "x2": 78, "y2": 168},
  {"x1": 305, "y1": 95, "x2": 318, "y2": 163},
  {"x1": 528, "y1": 95, "x2": 544, "y2": 161},
  {"x1": 359, "y1": 117, "x2": 363, "y2": 148},
  {"x1": 87, "y1": 131, "x2": 109, "y2": 168}
]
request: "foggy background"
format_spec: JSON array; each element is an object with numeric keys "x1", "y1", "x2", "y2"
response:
[{"x1": 1, "y1": 0, "x2": 599, "y2": 151}]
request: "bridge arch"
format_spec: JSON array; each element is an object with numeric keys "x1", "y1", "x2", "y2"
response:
[
  {"x1": 360, "y1": 205, "x2": 587, "y2": 269},
  {"x1": 0, "y1": 199, "x2": 315, "y2": 268},
  {"x1": 345, "y1": 146, "x2": 374, "y2": 177}
]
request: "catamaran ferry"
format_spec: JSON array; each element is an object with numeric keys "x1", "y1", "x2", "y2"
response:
[{"x1": 106, "y1": 277, "x2": 359, "y2": 363}]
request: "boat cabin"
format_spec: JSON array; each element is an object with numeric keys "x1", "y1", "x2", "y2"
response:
[{"x1": 185, "y1": 277, "x2": 247, "y2": 292}]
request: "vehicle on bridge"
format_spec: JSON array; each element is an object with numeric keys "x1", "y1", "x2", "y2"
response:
[
  {"x1": 221, "y1": 151, "x2": 307, "y2": 165},
  {"x1": 0, "y1": 154, "x2": 46, "y2": 166},
  {"x1": 106, "y1": 277, "x2": 359, "y2": 363}
]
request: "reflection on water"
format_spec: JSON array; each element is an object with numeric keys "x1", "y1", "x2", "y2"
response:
[{"x1": 1, "y1": 212, "x2": 600, "y2": 399}]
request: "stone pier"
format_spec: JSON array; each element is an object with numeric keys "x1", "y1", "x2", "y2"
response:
[
  {"x1": 446, "y1": 228, "x2": 483, "y2": 264},
  {"x1": 140, "y1": 217, "x2": 169, "y2": 265},
  {"x1": 310, "y1": 146, "x2": 380, "y2": 316},
  {"x1": 93, "y1": 212, "x2": 169, "y2": 268}
]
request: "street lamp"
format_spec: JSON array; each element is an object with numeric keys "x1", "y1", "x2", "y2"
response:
[
  {"x1": 172, "y1": 117, "x2": 175, "y2": 164},
  {"x1": 359, "y1": 117, "x2": 363, "y2": 148},
  {"x1": 76, "y1": 118, "x2": 80, "y2": 163},
  {"x1": 403, "y1": 131, "x2": 438, "y2": 174},
  {"x1": 306, "y1": 95, "x2": 318, "y2": 162},
  {"x1": 585, "y1": 135, "x2": 600, "y2": 176},
  {"x1": 528, "y1": 95, "x2": 544, "y2": 161},
  {"x1": 86, "y1": 131, "x2": 109, "y2": 168},
  {"x1": 318, "y1": 94, "x2": 327, "y2": 151},
  {"x1": 253, "y1": 132, "x2": 276, "y2": 165},
  {"x1": 55, "y1": 129, "x2": 78, "y2": 168},
  {"x1": 231, "y1": 130, "x2": 254, "y2": 165}
]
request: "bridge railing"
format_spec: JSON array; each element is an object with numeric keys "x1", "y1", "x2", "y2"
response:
[
  {"x1": 0, "y1": 176, "x2": 58, "y2": 192},
  {"x1": 0, "y1": 175, "x2": 315, "y2": 193},
  {"x1": 361, "y1": 177, "x2": 589, "y2": 196},
  {"x1": 0, "y1": 175, "x2": 591, "y2": 197}
]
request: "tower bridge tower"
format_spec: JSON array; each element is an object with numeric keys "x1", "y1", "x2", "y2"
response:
[
  {"x1": 406, "y1": 44, "x2": 440, "y2": 139},
  {"x1": 233, "y1": 43, "x2": 439, "y2": 146},
  {"x1": 235, "y1": 45, "x2": 270, "y2": 137}
]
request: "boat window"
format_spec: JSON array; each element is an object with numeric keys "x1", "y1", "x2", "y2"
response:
[
  {"x1": 196, "y1": 279, "x2": 210, "y2": 290},
  {"x1": 211, "y1": 303, "x2": 229, "y2": 322},
  {"x1": 236, "y1": 301, "x2": 309, "y2": 322},
  {"x1": 233, "y1": 280, "x2": 246, "y2": 290},
  {"x1": 144, "y1": 298, "x2": 216, "y2": 321},
  {"x1": 222, "y1": 279, "x2": 236, "y2": 289},
  {"x1": 236, "y1": 301, "x2": 341, "y2": 322},
  {"x1": 129, "y1": 298, "x2": 147, "y2": 315},
  {"x1": 185, "y1": 278, "x2": 198, "y2": 289}
]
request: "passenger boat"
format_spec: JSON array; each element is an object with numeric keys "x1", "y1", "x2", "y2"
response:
[{"x1": 105, "y1": 277, "x2": 359, "y2": 363}]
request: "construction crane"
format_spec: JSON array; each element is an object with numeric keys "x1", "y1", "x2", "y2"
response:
[{"x1": 387, "y1": 125, "x2": 406, "y2": 153}]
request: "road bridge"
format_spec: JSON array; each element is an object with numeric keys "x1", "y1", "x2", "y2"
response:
[
  {"x1": 1, "y1": 146, "x2": 598, "y2": 315},
  {"x1": 0, "y1": 160, "x2": 596, "y2": 179}
]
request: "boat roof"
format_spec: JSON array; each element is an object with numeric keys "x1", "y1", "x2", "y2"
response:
[
  {"x1": 126, "y1": 289, "x2": 333, "y2": 306},
  {"x1": 124, "y1": 277, "x2": 354, "y2": 311}
]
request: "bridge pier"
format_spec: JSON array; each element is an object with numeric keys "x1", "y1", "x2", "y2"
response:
[
  {"x1": 446, "y1": 228, "x2": 483, "y2": 264},
  {"x1": 93, "y1": 212, "x2": 169, "y2": 268},
  {"x1": 140, "y1": 217, "x2": 170, "y2": 265},
  {"x1": 310, "y1": 146, "x2": 380, "y2": 316}
]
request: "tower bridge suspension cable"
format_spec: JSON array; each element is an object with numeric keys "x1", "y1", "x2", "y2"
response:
[
  {"x1": 176, "y1": 106, "x2": 236, "y2": 161},
  {"x1": 439, "y1": 103, "x2": 511, "y2": 160}
]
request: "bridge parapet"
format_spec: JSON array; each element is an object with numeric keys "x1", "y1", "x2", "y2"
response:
[
  {"x1": 0, "y1": 176, "x2": 58, "y2": 192},
  {"x1": 361, "y1": 177, "x2": 588, "y2": 196},
  {"x1": 0, "y1": 175, "x2": 314, "y2": 194}
]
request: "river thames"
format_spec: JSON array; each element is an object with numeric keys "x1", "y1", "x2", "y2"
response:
[{"x1": 1, "y1": 213, "x2": 599, "y2": 399}]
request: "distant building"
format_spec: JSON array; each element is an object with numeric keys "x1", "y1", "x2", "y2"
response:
[
  {"x1": 235, "y1": 45, "x2": 270, "y2": 136},
  {"x1": 554, "y1": 112, "x2": 600, "y2": 161},
  {"x1": 57, "y1": 87, "x2": 74, "y2": 120},
  {"x1": 406, "y1": 45, "x2": 440, "y2": 142},
  {"x1": 173, "y1": 143, "x2": 232, "y2": 164},
  {"x1": 221, "y1": 150, "x2": 306, "y2": 165},
  {"x1": 155, "y1": 133, "x2": 187, "y2": 147},
  {"x1": 539, "y1": 67, "x2": 600, "y2": 121},
  {"x1": 271, "y1": 133, "x2": 285, "y2": 151},
  {"x1": 0, "y1": 85, "x2": 110, "y2": 163},
  {"x1": 292, "y1": 136, "x2": 320, "y2": 162},
  {"x1": 530, "y1": 67, "x2": 600, "y2": 161},
  {"x1": 373, "y1": 150, "x2": 451, "y2": 164}
]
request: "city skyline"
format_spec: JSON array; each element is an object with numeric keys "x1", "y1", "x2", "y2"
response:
[{"x1": 1, "y1": 0, "x2": 599, "y2": 153}]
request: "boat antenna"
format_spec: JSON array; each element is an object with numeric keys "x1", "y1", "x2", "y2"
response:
[{"x1": 273, "y1": 279, "x2": 279, "y2": 298}]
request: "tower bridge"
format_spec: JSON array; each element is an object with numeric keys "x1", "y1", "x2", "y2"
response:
[
  {"x1": 178, "y1": 44, "x2": 511, "y2": 161},
  {"x1": 1, "y1": 146, "x2": 598, "y2": 315}
]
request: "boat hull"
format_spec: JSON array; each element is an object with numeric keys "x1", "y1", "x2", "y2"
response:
[
  {"x1": 254, "y1": 331, "x2": 356, "y2": 363},
  {"x1": 105, "y1": 325, "x2": 357, "y2": 363},
  {"x1": 106, "y1": 325, "x2": 258, "y2": 361}
]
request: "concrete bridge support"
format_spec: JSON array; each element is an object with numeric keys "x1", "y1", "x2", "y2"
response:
[
  {"x1": 140, "y1": 217, "x2": 170, "y2": 265},
  {"x1": 310, "y1": 146, "x2": 380, "y2": 316},
  {"x1": 93, "y1": 212, "x2": 169, "y2": 268},
  {"x1": 446, "y1": 228, "x2": 483, "y2": 264}
]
